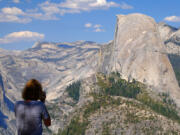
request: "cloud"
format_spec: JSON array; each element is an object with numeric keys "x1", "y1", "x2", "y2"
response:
[
  {"x1": 94, "y1": 24, "x2": 102, "y2": 28},
  {"x1": 93, "y1": 24, "x2": 104, "y2": 32},
  {"x1": 0, "y1": 6, "x2": 58, "y2": 23},
  {"x1": 0, "y1": 7, "x2": 31, "y2": 23},
  {"x1": 85, "y1": 23, "x2": 105, "y2": 32},
  {"x1": 0, "y1": 31, "x2": 44, "y2": 44},
  {"x1": 59, "y1": 0, "x2": 120, "y2": 12},
  {"x1": 2, "y1": 7, "x2": 24, "y2": 15},
  {"x1": 27, "y1": 12, "x2": 59, "y2": 21},
  {"x1": 119, "y1": 2, "x2": 133, "y2": 9},
  {"x1": 39, "y1": 1, "x2": 61, "y2": 15},
  {"x1": 0, "y1": 13, "x2": 31, "y2": 23},
  {"x1": 0, "y1": 1, "x2": 133, "y2": 23},
  {"x1": 13, "y1": 0, "x2": 20, "y2": 3},
  {"x1": 94, "y1": 28, "x2": 104, "y2": 32},
  {"x1": 85, "y1": 23, "x2": 92, "y2": 28},
  {"x1": 164, "y1": 16, "x2": 180, "y2": 22},
  {"x1": 39, "y1": 0, "x2": 132, "y2": 15}
]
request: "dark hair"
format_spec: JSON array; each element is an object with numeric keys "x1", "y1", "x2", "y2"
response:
[{"x1": 22, "y1": 79, "x2": 43, "y2": 101}]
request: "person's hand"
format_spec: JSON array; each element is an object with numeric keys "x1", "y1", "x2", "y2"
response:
[{"x1": 40, "y1": 91, "x2": 46, "y2": 103}]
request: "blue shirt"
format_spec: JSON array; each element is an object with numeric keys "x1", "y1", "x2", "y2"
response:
[{"x1": 15, "y1": 101, "x2": 49, "y2": 135}]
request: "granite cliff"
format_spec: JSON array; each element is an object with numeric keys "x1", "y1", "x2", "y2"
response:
[{"x1": 99, "y1": 13, "x2": 180, "y2": 107}]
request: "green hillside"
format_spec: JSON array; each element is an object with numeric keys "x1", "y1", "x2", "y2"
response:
[{"x1": 55, "y1": 72, "x2": 180, "y2": 135}]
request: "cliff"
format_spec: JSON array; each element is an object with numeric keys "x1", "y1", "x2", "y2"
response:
[{"x1": 99, "y1": 13, "x2": 180, "y2": 107}]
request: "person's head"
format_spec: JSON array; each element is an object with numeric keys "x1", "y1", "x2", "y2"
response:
[{"x1": 22, "y1": 79, "x2": 43, "y2": 101}]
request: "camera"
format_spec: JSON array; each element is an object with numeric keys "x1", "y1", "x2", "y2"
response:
[{"x1": 40, "y1": 91, "x2": 46, "y2": 103}]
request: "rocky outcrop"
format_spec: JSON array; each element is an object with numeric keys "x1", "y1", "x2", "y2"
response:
[
  {"x1": 158, "y1": 23, "x2": 180, "y2": 55},
  {"x1": 164, "y1": 29, "x2": 180, "y2": 47},
  {"x1": 85, "y1": 98, "x2": 180, "y2": 135},
  {"x1": 158, "y1": 22, "x2": 177, "y2": 41},
  {"x1": 99, "y1": 13, "x2": 180, "y2": 107}
]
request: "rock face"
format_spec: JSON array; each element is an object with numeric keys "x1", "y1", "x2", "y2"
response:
[
  {"x1": 99, "y1": 13, "x2": 180, "y2": 107},
  {"x1": 158, "y1": 23, "x2": 180, "y2": 55},
  {"x1": 0, "y1": 41, "x2": 100, "y2": 134},
  {"x1": 0, "y1": 73, "x2": 16, "y2": 134},
  {"x1": 158, "y1": 22, "x2": 177, "y2": 41},
  {"x1": 0, "y1": 41, "x2": 99, "y2": 101}
]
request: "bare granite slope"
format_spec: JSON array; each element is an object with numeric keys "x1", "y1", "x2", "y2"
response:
[
  {"x1": 158, "y1": 22, "x2": 180, "y2": 55},
  {"x1": 99, "y1": 13, "x2": 180, "y2": 107}
]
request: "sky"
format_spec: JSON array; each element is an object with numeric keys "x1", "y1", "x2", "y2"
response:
[{"x1": 0, "y1": 0, "x2": 180, "y2": 50}]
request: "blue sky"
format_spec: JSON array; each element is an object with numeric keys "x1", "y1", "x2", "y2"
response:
[{"x1": 0, "y1": 0, "x2": 180, "y2": 50}]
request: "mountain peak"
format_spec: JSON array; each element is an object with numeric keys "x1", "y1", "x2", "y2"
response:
[{"x1": 99, "y1": 13, "x2": 180, "y2": 107}]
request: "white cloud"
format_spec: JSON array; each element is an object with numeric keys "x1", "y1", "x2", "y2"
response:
[
  {"x1": 0, "y1": 0, "x2": 133, "y2": 23},
  {"x1": 40, "y1": 1, "x2": 60, "y2": 15},
  {"x1": 0, "y1": 31, "x2": 44, "y2": 44},
  {"x1": 94, "y1": 24, "x2": 101, "y2": 28},
  {"x1": 0, "y1": 13, "x2": 31, "y2": 23},
  {"x1": 27, "y1": 12, "x2": 59, "y2": 21},
  {"x1": 119, "y1": 2, "x2": 133, "y2": 9},
  {"x1": 58, "y1": 0, "x2": 121, "y2": 14},
  {"x1": 94, "y1": 28, "x2": 104, "y2": 32},
  {"x1": 164, "y1": 16, "x2": 180, "y2": 22},
  {"x1": 0, "y1": 7, "x2": 31, "y2": 23},
  {"x1": 0, "y1": 6, "x2": 58, "y2": 23},
  {"x1": 93, "y1": 24, "x2": 104, "y2": 32},
  {"x1": 13, "y1": 0, "x2": 20, "y2": 3},
  {"x1": 39, "y1": 0, "x2": 132, "y2": 15},
  {"x1": 59, "y1": 0, "x2": 119, "y2": 11},
  {"x1": 85, "y1": 23, "x2": 92, "y2": 28},
  {"x1": 38, "y1": 1, "x2": 68, "y2": 16},
  {"x1": 85, "y1": 23, "x2": 105, "y2": 32},
  {"x1": 2, "y1": 7, "x2": 24, "y2": 15}
]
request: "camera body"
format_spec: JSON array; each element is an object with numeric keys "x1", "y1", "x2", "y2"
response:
[{"x1": 40, "y1": 91, "x2": 46, "y2": 103}]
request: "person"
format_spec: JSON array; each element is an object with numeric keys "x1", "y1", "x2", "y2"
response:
[{"x1": 14, "y1": 79, "x2": 51, "y2": 135}]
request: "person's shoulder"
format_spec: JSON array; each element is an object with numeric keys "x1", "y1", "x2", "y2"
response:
[
  {"x1": 15, "y1": 100, "x2": 24, "y2": 105},
  {"x1": 33, "y1": 100, "x2": 43, "y2": 104},
  {"x1": 15, "y1": 101, "x2": 25, "y2": 108},
  {"x1": 31, "y1": 100, "x2": 44, "y2": 106},
  {"x1": 32, "y1": 101, "x2": 46, "y2": 110}
]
